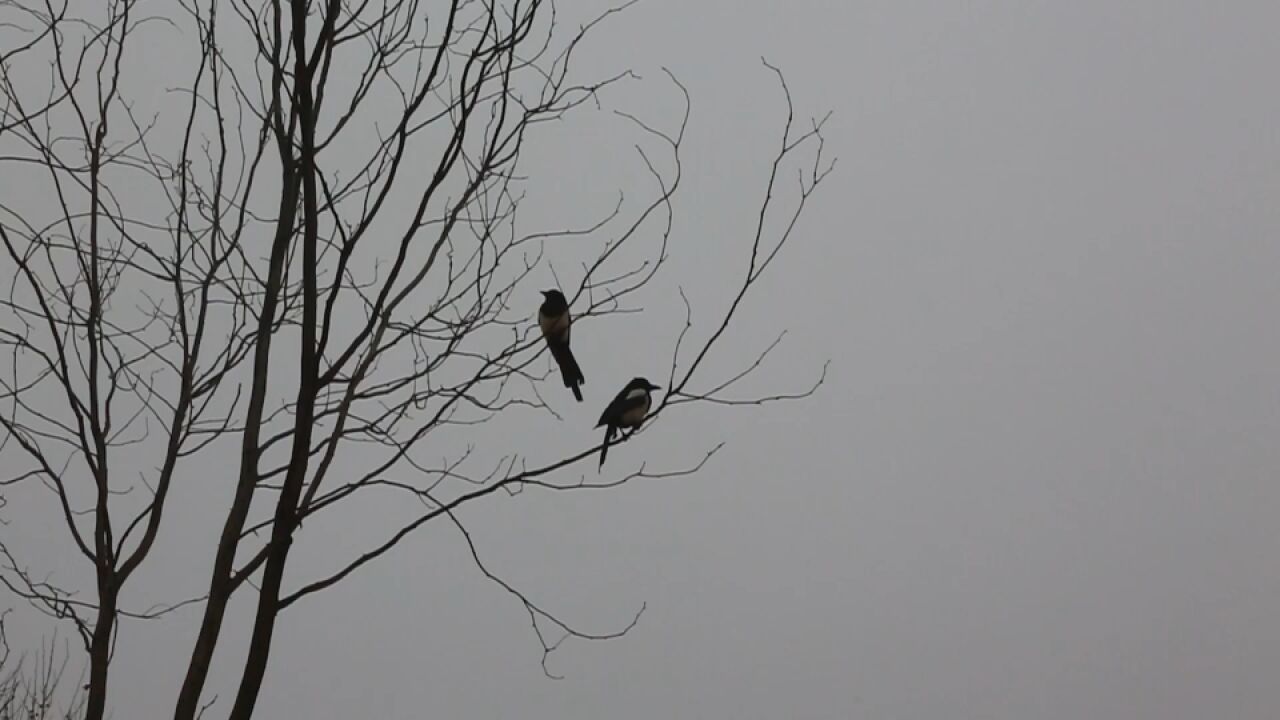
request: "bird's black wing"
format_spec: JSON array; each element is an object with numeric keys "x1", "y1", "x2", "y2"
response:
[
  {"x1": 596, "y1": 387, "x2": 648, "y2": 427},
  {"x1": 597, "y1": 386, "x2": 629, "y2": 426}
]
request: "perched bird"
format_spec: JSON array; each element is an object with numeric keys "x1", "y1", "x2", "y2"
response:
[
  {"x1": 595, "y1": 377, "x2": 662, "y2": 468},
  {"x1": 538, "y1": 289, "x2": 584, "y2": 402}
]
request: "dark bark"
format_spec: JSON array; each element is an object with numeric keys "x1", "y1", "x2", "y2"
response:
[
  {"x1": 84, "y1": 586, "x2": 116, "y2": 720},
  {"x1": 171, "y1": 165, "x2": 301, "y2": 720},
  {"x1": 225, "y1": 1, "x2": 327, "y2": 716}
]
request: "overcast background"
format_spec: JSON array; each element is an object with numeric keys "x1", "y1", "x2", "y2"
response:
[{"x1": 7, "y1": 1, "x2": 1280, "y2": 718}]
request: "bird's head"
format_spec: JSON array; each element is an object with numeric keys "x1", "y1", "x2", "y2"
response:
[
  {"x1": 540, "y1": 289, "x2": 566, "y2": 303},
  {"x1": 630, "y1": 377, "x2": 662, "y2": 392}
]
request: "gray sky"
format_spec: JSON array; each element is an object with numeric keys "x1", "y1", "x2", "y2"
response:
[{"x1": 7, "y1": 1, "x2": 1280, "y2": 718}]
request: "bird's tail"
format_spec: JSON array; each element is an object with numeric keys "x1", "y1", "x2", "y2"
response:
[
  {"x1": 548, "y1": 341, "x2": 584, "y2": 402},
  {"x1": 599, "y1": 425, "x2": 616, "y2": 470}
]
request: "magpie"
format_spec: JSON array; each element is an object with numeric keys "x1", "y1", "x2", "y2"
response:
[
  {"x1": 537, "y1": 289, "x2": 585, "y2": 402},
  {"x1": 595, "y1": 377, "x2": 661, "y2": 468}
]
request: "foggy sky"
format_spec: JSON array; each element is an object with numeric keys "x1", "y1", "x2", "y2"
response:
[{"x1": 8, "y1": 1, "x2": 1280, "y2": 718}]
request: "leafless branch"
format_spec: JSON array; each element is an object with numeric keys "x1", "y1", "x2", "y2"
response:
[{"x1": 0, "y1": 2, "x2": 833, "y2": 718}]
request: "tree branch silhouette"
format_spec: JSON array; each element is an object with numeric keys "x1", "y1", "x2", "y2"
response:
[{"x1": 0, "y1": 2, "x2": 832, "y2": 719}]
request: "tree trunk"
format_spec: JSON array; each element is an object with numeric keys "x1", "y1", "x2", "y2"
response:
[
  {"x1": 84, "y1": 586, "x2": 117, "y2": 720},
  {"x1": 227, "y1": 4, "x2": 323, "y2": 712},
  {"x1": 172, "y1": 165, "x2": 301, "y2": 720}
]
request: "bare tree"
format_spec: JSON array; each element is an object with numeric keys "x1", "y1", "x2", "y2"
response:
[{"x1": 0, "y1": 0, "x2": 832, "y2": 718}]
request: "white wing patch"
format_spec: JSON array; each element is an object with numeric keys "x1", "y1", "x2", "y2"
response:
[{"x1": 619, "y1": 391, "x2": 651, "y2": 427}]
